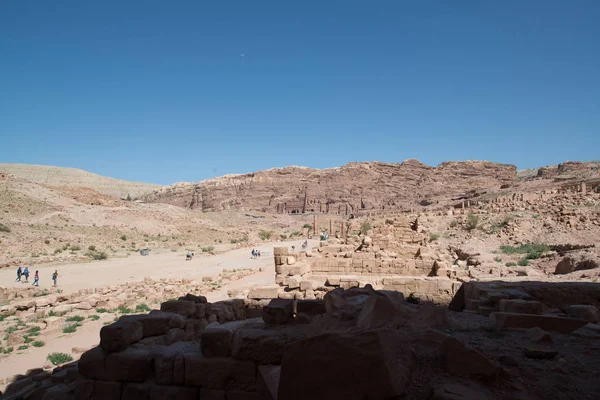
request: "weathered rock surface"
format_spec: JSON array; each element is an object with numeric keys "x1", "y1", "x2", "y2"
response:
[{"x1": 278, "y1": 329, "x2": 416, "y2": 400}]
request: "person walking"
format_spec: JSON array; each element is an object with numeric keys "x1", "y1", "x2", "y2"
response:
[
  {"x1": 52, "y1": 270, "x2": 58, "y2": 287},
  {"x1": 16, "y1": 266, "x2": 22, "y2": 282},
  {"x1": 258, "y1": 250, "x2": 261, "y2": 258},
  {"x1": 32, "y1": 270, "x2": 39, "y2": 287},
  {"x1": 23, "y1": 267, "x2": 30, "y2": 283}
]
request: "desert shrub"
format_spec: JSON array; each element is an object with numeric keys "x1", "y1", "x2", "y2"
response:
[
  {"x1": 86, "y1": 251, "x2": 108, "y2": 260},
  {"x1": 0, "y1": 312, "x2": 15, "y2": 322},
  {"x1": 27, "y1": 326, "x2": 41, "y2": 336},
  {"x1": 18, "y1": 345, "x2": 28, "y2": 351},
  {"x1": 47, "y1": 352, "x2": 73, "y2": 365},
  {"x1": 407, "y1": 293, "x2": 420, "y2": 304},
  {"x1": 88, "y1": 315, "x2": 100, "y2": 321},
  {"x1": 32, "y1": 340, "x2": 45, "y2": 347},
  {"x1": 500, "y1": 243, "x2": 549, "y2": 259},
  {"x1": 66, "y1": 315, "x2": 84, "y2": 323},
  {"x1": 466, "y1": 213, "x2": 479, "y2": 231},
  {"x1": 360, "y1": 222, "x2": 372, "y2": 235},
  {"x1": 201, "y1": 246, "x2": 215, "y2": 252},
  {"x1": 47, "y1": 310, "x2": 67, "y2": 317},
  {"x1": 44, "y1": 239, "x2": 50, "y2": 244},
  {"x1": 517, "y1": 258, "x2": 530, "y2": 266},
  {"x1": 120, "y1": 235, "x2": 127, "y2": 241},
  {"x1": 23, "y1": 335, "x2": 33, "y2": 343},
  {"x1": 303, "y1": 224, "x2": 312, "y2": 230},
  {"x1": 0, "y1": 223, "x2": 10, "y2": 232},
  {"x1": 497, "y1": 215, "x2": 514, "y2": 229},
  {"x1": 280, "y1": 234, "x2": 288, "y2": 239},
  {"x1": 54, "y1": 248, "x2": 63, "y2": 254},
  {"x1": 33, "y1": 289, "x2": 49, "y2": 297},
  {"x1": 230, "y1": 239, "x2": 238, "y2": 244},
  {"x1": 135, "y1": 303, "x2": 151, "y2": 313},
  {"x1": 494, "y1": 256, "x2": 502, "y2": 262},
  {"x1": 88, "y1": 245, "x2": 96, "y2": 251},
  {"x1": 289, "y1": 231, "x2": 301, "y2": 237},
  {"x1": 70, "y1": 245, "x2": 81, "y2": 251},
  {"x1": 258, "y1": 230, "x2": 272, "y2": 240},
  {"x1": 6, "y1": 326, "x2": 17, "y2": 334},
  {"x1": 96, "y1": 308, "x2": 109, "y2": 314},
  {"x1": 4, "y1": 347, "x2": 14, "y2": 354},
  {"x1": 62, "y1": 324, "x2": 81, "y2": 333},
  {"x1": 117, "y1": 305, "x2": 133, "y2": 314},
  {"x1": 449, "y1": 220, "x2": 458, "y2": 228},
  {"x1": 62, "y1": 243, "x2": 70, "y2": 251},
  {"x1": 429, "y1": 233, "x2": 440, "y2": 241}
]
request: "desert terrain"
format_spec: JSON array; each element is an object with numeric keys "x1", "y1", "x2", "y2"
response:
[{"x1": 1, "y1": 159, "x2": 600, "y2": 399}]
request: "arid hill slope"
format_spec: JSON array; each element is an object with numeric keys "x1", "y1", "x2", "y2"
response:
[
  {"x1": 0, "y1": 164, "x2": 161, "y2": 199},
  {"x1": 143, "y1": 160, "x2": 518, "y2": 213}
]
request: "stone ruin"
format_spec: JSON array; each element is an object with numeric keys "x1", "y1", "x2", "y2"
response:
[{"x1": 265, "y1": 215, "x2": 460, "y2": 304}]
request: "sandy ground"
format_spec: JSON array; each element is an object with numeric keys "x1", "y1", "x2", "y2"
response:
[{"x1": 0, "y1": 239, "x2": 318, "y2": 385}]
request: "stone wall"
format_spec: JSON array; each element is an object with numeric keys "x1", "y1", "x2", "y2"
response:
[{"x1": 269, "y1": 216, "x2": 460, "y2": 304}]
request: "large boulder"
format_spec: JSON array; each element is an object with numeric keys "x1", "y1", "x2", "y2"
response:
[
  {"x1": 262, "y1": 299, "x2": 293, "y2": 325},
  {"x1": 278, "y1": 329, "x2": 416, "y2": 400},
  {"x1": 160, "y1": 300, "x2": 196, "y2": 318}
]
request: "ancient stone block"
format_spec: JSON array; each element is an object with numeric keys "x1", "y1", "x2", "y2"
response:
[
  {"x1": 492, "y1": 312, "x2": 588, "y2": 333},
  {"x1": 201, "y1": 325, "x2": 234, "y2": 358},
  {"x1": 299, "y1": 281, "x2": 313, "y2": 291},
  {"x1": 248, "y1": 286, "x2": 279, "y2": 299},
  {"x1": 296, "y1": 300, "x2": 326, "y2": 315},
  {"x1": 74, "y1": 379, "x2": 94, "y2": 400},
  {"x1": 567, "y1": 305, "x2": 600, "y2": 323},
  {"x1": 231, "y1": 327, "x2": 305, "y2": 365},
  {"x1": 273, "y1": 247, "x2": 288, "y2": 256},
  {"x1": 326, "y1": 277, "x2": 340, "y2": 286},
  {"x1": 439, "y1": 337, "x2": 500, "y2": 381},
  {"x1": 149, "y1": 386, "x2": 198, "y2": 400},
  {"x1": 121, "y1": 312, "x2": 186, "y2": 338},
  {"x1": 100, "y1": 319, "x2": 143, "y2": 352},
  {"x1": 184, "y1": 354, "x2": 256, "y2": 390},
  {"x1": 200, "y1": 388, "x2": 226, "y2": 400},
  {"x1": 278, "y1": 329, "x2": 416, "y2": 400},
  {"x1": 93, "y1": 381, "x2": 122, "y2": 400},
  {"x1": 160, "y1": 300, "x2": 196, "y2": 318},
  {"x1": 498, "y1": 299, "x2": 543, "y2": 315},
  {"x1": 275, "y1": 265, "x2": 290, "y2": 275},
  {"x1": 122, "y1": 382, "x2": 151, "y2": 400},
  {"x1": 105, "y1": 347, "x2": 154, "y2": 382},
  {"x1": 79, "y1": 347, "x2": 110, "y2": 381},
  {"x1": 263, "y1": 299, "x2": 294, "y2": 325}
]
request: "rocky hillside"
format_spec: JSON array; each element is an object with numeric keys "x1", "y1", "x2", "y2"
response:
[
  {"x1": 143, "y1": 159, "x2": 518, "y2": 213},
  {"x1": 0, "y1": 164, "x2": 161, "y2": 199}
]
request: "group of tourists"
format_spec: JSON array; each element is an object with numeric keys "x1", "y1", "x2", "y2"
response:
[
  {"x1": 251, "y1": 249, "x2": 261, "y2": 259},
  {"x1": 16, "y1": 267, "x2": 58, "y2": 287}
]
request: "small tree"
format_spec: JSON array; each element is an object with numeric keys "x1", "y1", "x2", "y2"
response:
[{"x1": 360, "y1": 221, "x2": 372, "y2": 235}]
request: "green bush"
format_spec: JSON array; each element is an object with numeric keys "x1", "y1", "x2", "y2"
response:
[
  {"x1": 47, "y1": 352, "x2": 73, "y2": 365},
  {"x1": 47, "y1": 310, "x2": 67, "y2": 317},
  {"x1": 500, "y1": 243, "x2": 550, "y2": 260},
  {"x1": 32, "y1": 340, "x2": 45, "y2": 347},
  {"x1": 280, "y1": 234, "x2": 288, "y2": 240},
  {"x1": 62, "y1": 323, "x2": 81, "y2": 334},
  {"x1": 201, "y1": 246, "x2": 215, "y2": 252},
  {"x1": 96, "y1": 308, "x2": 109, "y2": 314},
  {"x1": 517, "y1": 258, "x2": 530, "y2": 266},
  {"x1": 0, "y1": 223, "x2": 11, "y2": 232},
  {"x1": 88, "y1": 245, "x2": 96, "y2": 251},
  {"x1": 258, "y1": 230, "x2": 272, "y2": 240},
  {"x1": 302, "y1": 224, "x2": 312, "y2": 230},
  {"x1": 466, "y1": 213, "x2": 479, "y2": 231},
  {"x1": 120, "y1": 235, "x2": 127, "y2": 241},
  {"x1": 88, "y1": 315, "x2": 100, "y2": 321},
  {"x1": 70, "y1": 245, "x2": 81, "y2": 251},
  {"x1": 117, "y1": 305, "x2": 133, "y2": 314},
  {"x1": 429, "y1": 233, "x2": 440, "y2": 241},
  {"x1": 0, "y1": 312, "x2": 15, "y2": 322},
  {"x1": 449, "y1": 220, "x2": 458, "y2": 228},
  {"x1": 360, "y1": 222, "x2": 372, "y2": 235},
  {"x1": 135, "y1": 303, "x2": 151, "y2": 313},
  {"x1": 18, "y1": 345, "x2": 28, "y2": 351},
  {"x1": 494, "y1": 256, "x2": 502, "y2": 263},
  {"x1": 4, "y1": 346, "x2": 13, "y2": 354},
  {"x1": 66, "y1": 315, "x2": 84, "y2": 323},
  {"x1": 27, "y1": 326, "x2": 41, "y2": 336},
  {"x1": 54, "y1": 248, "x2": 63, "y2": 254}
]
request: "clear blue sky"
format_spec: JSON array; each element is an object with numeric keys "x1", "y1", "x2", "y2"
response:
[{"x1": 1, "y1": 1, "x2": 599, "y2": 185}]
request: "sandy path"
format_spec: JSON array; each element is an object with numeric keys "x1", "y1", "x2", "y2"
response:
[
  {"x1": 0, "y1": 239, "x2": 317, "y2": 385},
  {"x1": 0, "y1": 240, "x2": 316, "y2": 295}
]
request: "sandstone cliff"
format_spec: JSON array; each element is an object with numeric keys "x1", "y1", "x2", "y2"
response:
[{"x1": 143, "y1": 160, "x2": 517, "y2": 213}]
